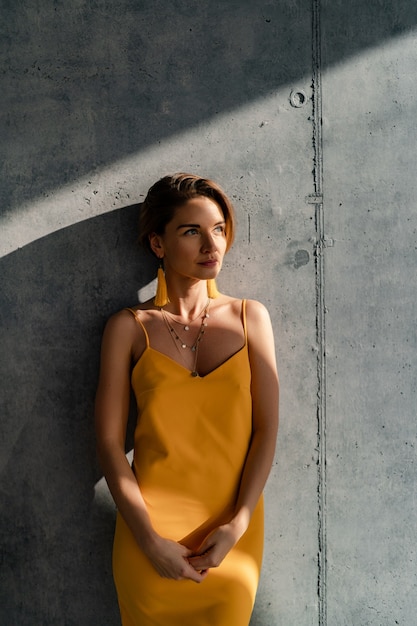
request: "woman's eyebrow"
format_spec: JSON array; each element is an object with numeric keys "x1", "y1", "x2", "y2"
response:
[
  {"x1": 176, "y1": 220, "x2": 225, "y2": 230},
  {"x1": 176, "y1": 223, "x2": 200, "y2": 230}
]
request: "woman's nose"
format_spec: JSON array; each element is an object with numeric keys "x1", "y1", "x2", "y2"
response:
[{"x1": 201, "y1": 233, "x2": 217, "y2": 252}]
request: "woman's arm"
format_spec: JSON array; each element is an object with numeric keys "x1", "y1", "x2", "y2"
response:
[
  {"x1": 188, "y1": 299, "x2": 279, "y2": 569},
  {"x1": 95, "y1": 311, "x2": 207, "y2": 582}
]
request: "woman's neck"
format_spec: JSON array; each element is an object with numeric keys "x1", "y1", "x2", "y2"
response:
[{"x1": 163, "y1": 283, "x2": 210, "y2": 321}]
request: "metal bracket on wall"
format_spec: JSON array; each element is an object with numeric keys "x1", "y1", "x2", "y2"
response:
[{"x1": 306, "y1": 193, "x2": 323, "y2": 205}]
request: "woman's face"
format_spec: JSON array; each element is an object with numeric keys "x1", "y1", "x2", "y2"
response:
[{"x1": 150, "y1": 196, "x2": 228, "y2": 284}]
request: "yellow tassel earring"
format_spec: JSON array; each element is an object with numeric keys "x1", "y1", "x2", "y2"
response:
[
  {"x1": 154, "y1": 263, "x2": 170, "y2": 307},
  {"x1": 207, "y1": 279, "x2": 220, "y2": 299}
]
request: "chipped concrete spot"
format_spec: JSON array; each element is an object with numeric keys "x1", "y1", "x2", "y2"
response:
[{"x1": 294, "y1": 249, "x2": 310, "y2": 268}]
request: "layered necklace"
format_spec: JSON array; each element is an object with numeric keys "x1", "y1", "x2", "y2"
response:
[{"x1": 160, "y1": 299, "x2": 211, "y2": 377}]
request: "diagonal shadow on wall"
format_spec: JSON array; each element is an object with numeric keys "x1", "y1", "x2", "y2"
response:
[{"x1": 2, "y1": 0, "x2": 417, "y2": 214}]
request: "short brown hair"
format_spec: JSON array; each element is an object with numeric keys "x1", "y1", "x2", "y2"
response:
[{"x1": 138, "y1": 173, "x2": 235, "y2": 255}]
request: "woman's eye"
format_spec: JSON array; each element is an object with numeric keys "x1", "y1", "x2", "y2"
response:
[
  {"x1": 184, "y1": 228, "x2": 198, "y2": 236},
  {"x1": 214, "y1": 225, "x2": 225, "y2": 234}
]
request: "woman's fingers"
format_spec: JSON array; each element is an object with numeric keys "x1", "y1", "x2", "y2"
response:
[
  {"x1": 188, "y1": 525, "x2": 237, "y2": 570},
  {"x1": 146, "y1": 537, "x2": 208, "y2": 582},
  {"x1": 180, "y1": 559, "x2": 209, "y2": 582}
]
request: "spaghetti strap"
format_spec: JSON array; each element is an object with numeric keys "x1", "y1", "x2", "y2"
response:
[
  {"x1": 124, "y1": 308, "x2": 150, "y2": 348},
  {"x1": 241, "y1": 299, "x2": 248, "y2": 344}
]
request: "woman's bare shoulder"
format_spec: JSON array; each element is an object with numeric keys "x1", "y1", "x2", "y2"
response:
[
  {"x1": 101, "y1": 307, "x2": 149, "y2": 361},
  {"x1": 244, "y1": 299, "x2": 274, "y2": 337},
  {"x1": 216, "y1": 295, "x2": 270, "y2": 318},
  {"x1": 106, "y1": 306, "x2": 138, "y2": 324},
  {"x1": 103, "y1": 304, "x2": 153, "y2": 340},
  {"x1": 245, "y1": 298, "x2": 271, "y2": 318}
]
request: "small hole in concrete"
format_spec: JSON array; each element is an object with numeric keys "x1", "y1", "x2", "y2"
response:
[{"x1": 290, "y1": 90, "x2": 307, "y2": 108}]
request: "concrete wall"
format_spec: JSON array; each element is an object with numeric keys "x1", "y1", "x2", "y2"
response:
[
  {"x1": 1, "y1": 1, "x2": 416, "y2": 624},
  {"x1": 321, "y1": 2, "x2": 417, "y2": 623}
]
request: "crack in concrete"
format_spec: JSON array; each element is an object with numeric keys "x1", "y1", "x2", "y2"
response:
[{"x1": 311, "y1": 1, "x2": 328, "y2": 624}]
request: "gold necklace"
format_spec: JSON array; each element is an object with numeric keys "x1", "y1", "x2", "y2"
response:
[
  {"x1": 160, "y1": 300, "x2": 210, "y2": 376},
  {"x1": 163, "y1": 298, "x2": 210, "y2": 332}
]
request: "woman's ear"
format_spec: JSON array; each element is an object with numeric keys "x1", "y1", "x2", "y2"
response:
[{"x1": 149, "y1": 232, "x2": 164, "y2": 258}]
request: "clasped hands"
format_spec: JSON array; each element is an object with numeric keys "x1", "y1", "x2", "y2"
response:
[{"x1": 145, "y1": 522, "x2": 243, "y2": 584}]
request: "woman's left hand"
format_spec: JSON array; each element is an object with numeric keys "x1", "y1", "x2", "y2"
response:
[{"x1": 187, "y1": 522, "x2": 243, "y2": 571}]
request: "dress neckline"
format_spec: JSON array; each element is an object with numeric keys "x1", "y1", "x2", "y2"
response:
[{"x1": 131, "y1": 344, "x2": 247, "y2": 379}]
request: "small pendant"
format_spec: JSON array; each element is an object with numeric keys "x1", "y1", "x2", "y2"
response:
[
  {"x1": 191, "y1": 346, "x2": 196, "y2": 352},
  {"x1": 184, "y1": 325, "x2": 190, "y2": 331},
  {"x1": 191, "y1": 371, "x2": 199, "y2": 377},
  {"x1": 181, "y1": 344, "x2": 187, "y2": 349}
]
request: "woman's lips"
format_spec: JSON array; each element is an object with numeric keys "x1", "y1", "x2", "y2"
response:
[{"x1": 199, "y1": 260, "x2": 218, "y2": 267}]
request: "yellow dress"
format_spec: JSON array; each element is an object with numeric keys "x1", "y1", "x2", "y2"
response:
[{"x1": 113, "y1": 300, "x2": 264, "y2": 626}]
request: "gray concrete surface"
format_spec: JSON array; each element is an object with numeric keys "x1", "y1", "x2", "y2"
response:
[
  {"x1": 1, "y1": 1, "x2": 416, "y2": 624},
  {"x1": 321, "y1": 2, "x2": 417, "y2": 623}
]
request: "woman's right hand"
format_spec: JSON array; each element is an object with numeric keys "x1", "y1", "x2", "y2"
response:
[{"x1": 143, "y1": 534, "x2": 208, "y2": 583}]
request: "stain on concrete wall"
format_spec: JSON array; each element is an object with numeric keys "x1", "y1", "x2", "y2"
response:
[{"x1": 1, "y1": 1, "x2": 416, "y2": 624}]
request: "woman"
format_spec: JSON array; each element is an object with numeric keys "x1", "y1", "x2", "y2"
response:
[{"x1": 95, "y1": 173, "x2": 279, "y2": 625}]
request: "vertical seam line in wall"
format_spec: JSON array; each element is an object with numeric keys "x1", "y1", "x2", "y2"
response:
[{"x1": 312, "y1": 0, "x2": 327, "y2": 624}]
